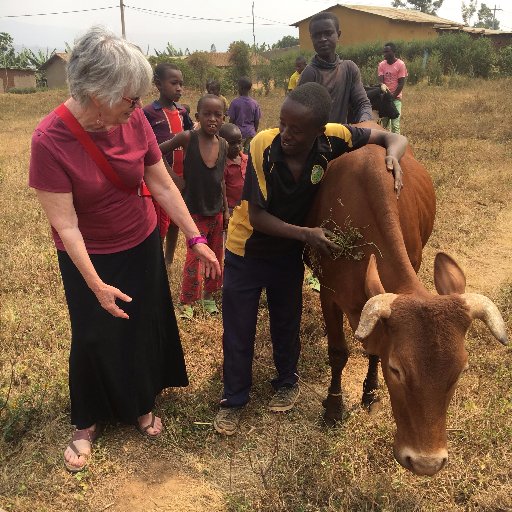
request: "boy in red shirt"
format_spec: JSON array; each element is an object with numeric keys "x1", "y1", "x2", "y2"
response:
[
  {"x1": 143, "y1": 63, "x2": 193, "y2": 264},
  {"x1": 219, "y1": 123, "x2": 247, "y2": 215}
]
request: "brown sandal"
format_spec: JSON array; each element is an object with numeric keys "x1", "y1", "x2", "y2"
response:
[
  {"x1": 64, "y1": 425, "x2": 103, "y2": 473},
  {"x1": 136, "y1": 412, "x2": 162, "y2": 439}
]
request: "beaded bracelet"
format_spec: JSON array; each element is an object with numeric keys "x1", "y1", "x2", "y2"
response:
[{"x1": 187, "y1": 235, "x2": 208, "y2": 249}]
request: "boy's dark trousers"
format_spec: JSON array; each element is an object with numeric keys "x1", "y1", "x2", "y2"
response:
[{"x1": 221, "y1": 249, "x2": 304, "y2": 408}]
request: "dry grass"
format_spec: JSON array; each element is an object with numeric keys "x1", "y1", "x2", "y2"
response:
[{"x1": 1, "y1": 80, "x2": 511, "y2": 512}]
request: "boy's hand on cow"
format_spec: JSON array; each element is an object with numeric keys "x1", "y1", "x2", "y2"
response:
[
  {"x1": 303, "y1": 227, "x2": 340, "y2": 256},
  {"x1": 385, "y1": 155, "x2": 404, "y2": 198}
]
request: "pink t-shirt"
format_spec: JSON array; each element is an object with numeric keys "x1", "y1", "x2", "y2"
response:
[
  {"x1": 29, "y1": 107, "x2": 162, "y2": 254},
  {"x1": 378, "y1": 59, "x2": 408, "y2": 99}
]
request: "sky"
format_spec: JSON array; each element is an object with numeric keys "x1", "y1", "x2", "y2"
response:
[{"x1": 1, "y1": 0, "x2": 511, "y2": 54}]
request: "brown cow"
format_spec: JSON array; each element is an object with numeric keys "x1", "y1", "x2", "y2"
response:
[{"x1": 306, "y1": 138, "x2": 508, "y2": 476}]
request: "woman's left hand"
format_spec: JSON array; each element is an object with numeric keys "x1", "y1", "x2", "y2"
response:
[
  {"x1": 385, "y1": 155, "x2": 403, "y2": 198},
  {"x1": 192, "y1": 243, "x2": 221, "y2": 279}
]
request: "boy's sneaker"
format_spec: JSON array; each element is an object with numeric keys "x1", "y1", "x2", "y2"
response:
[
  {"x1": 268, "y1": 384, "x2": 300, "y2": 412},
  {"x1": 214, "y1": 406, "x2": 244, "y2": 436}
]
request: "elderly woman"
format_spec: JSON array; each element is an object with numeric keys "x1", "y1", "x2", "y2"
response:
[{"x1": 29, "y1": 26, "x2": 220, "y2": 472}]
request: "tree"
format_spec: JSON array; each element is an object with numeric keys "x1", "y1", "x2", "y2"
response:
[
  {"x1": 154, "y1": 43, "x2": 183, "y2": 57},
  {"x1": 391, "y1": 0, "x2": 444, "y2": 15},
  {"x1": 272, "y1": 35, "x2": 299, "y2": 49},
  {"x1": 0, "y1": 32, "x2": 16, "y2": 67},
  {"x1": 474, "y1": 3, "x2": 500, "y2": 29},
  {"x1": 461, "y1": 0, "x2": 477, "y2": 26},
  {"x1": 228, "y1": 41, "x2": 252, "y2": 85},
  {"x1": 210, "y1": 44, "x2": 216, "y2": 53}
]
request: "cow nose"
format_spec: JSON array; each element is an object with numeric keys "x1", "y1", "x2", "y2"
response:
[{"x1": 395, "y1": 447, "x2": 448, "y2": 476}]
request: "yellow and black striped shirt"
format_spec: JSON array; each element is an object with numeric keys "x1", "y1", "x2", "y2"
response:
[{"x1": 226, "y1": 124, "x2": 370, "y2": 259}]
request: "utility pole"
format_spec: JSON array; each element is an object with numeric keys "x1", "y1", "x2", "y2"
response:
[
  {"x1": 492, "y1": 4, "x2": 502, "y2": 29},
  {"x1": 252, "y1": 1, "x2": 256, "y2": 49},
  {"x1": 120, "y1": 0, "x2": 126, "y2": 39}
]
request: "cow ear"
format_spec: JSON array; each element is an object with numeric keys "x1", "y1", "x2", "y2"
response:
[
  {"x1": 365, "y1": 254, "x2": 386, "y2": 298},
  {"x1": 434, "y1": 252, "x2": 466, "y2": 295}
]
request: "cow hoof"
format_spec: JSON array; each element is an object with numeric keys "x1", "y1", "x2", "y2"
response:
[
  {"x1": 322, "y1": 394, "x2": 345, "y2": 425},
  {"x1": 361, "y1": 392, "x2": 381, "y2": 415}
]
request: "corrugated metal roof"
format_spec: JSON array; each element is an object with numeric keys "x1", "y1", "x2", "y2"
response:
[
  {"x1": 291, "y1": 4, "x2": 459, "y2": 27},
  {"x1": 40, "y1": 52, "x2": 69, "y2": 70},
  {"x1": 186, "y1": 52, "x2": 269, "y2": 68},
  {"x1": 437, "y1": 26, "x2": 512, "y2": 35}
]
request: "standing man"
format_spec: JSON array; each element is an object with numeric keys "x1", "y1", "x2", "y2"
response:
[
  {"x1": 378, "y1": 42, "x2": 408, "y2": 134},
  {"x1": 298, "y1": 11, "x2": 372, "y2": 124},
  {"x1": 287, "y1": 56, "x2": 307, "y2": 93}
]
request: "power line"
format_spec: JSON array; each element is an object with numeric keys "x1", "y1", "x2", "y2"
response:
[
  {"x1": 0, "y1": 6, "x2": 117, "y2": 18},
  {"x1": 123, "y1": 4, "x2": 284, "y2": 25}
]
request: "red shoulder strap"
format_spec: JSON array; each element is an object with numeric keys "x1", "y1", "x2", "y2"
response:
[{"x1": 54, "y1": 103, "x2": 135, "y2": 194}]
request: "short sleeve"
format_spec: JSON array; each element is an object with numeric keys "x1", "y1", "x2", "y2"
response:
[
  {"x1": 227, "y1": 101, "x2": 236, "y2": 119},
  {"x1": 378, "y1": 61, "x2": 385, "y2": 76},
  {"x1": 241, "y1": 153, "x2": 267, "y2": 209},
  {"x1": 345, "y1": 125, "x2": 371, "y2": 151},
  {"x1": 398, "y1": 60, "x2": 408, "y2": 78},
  {"x1": 141, "y1": 112, "x2": 162, "y2": 166},
  {"x1": 29, "y1": 131, "x2": 72, "y2": 192}
]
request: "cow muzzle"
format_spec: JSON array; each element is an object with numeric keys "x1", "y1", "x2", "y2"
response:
[{"x1": 394, "y1": 445, "x2": 448, "y2": 476}]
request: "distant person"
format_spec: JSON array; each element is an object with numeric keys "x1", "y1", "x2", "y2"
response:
[
  {"x1": 287, "y1": 56, "x2": 307, "y2": 93},
  {"x1": 29, "y1": 27, "x2": 220, "y2": 473},
  {"x1": 206, "y1": 78, "x2": 229, "y2": 115},
  {"x1": 378, "y1": 42, "x2": 408, "y2": 134},
  {"x1": 160, "y1": 94, "x2": 229, "y2": 319},
  {"x1": 227, "y1": 76, "x2": 261, "y2": 154},
  {"x1": 219, "y1": 123, "x2": 247, "y2": 215},
  {"x1": 298, "y1": 11, "x2": 372, "y2": 124},
  {"x1": 143, "y1": 63, "x2": 194, "y2": 265}
]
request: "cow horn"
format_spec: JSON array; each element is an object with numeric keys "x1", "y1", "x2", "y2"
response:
[
  {"x1": 355, "y1": 293, "x2": 398, "y2": 340},
  {"x1": 461, "y1": 293, "x2": 508, "y2": 345}
]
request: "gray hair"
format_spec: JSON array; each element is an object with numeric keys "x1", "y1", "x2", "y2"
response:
[{"x1": 67, "y1": 26, "x2": 152, "y2": 107}]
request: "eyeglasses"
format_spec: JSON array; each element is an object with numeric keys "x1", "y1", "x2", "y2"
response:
[{"x1": 121, "y1": 96, "x2": 141, "y2": 108}]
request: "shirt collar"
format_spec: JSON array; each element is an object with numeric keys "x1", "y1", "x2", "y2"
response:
[
  {"x1": 152, "y1": 100, "x2": 179, "y2": 111},
  {"x1": 227, "y1": 152, "x2": 248, "y2": 165},
  {"x1": 268, "y1": 132, "x2": 332, "y2": 164}
]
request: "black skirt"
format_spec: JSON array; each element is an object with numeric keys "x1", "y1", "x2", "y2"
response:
[{"x1": 58, "y1": 228, "x2": 188, "y2": 429}]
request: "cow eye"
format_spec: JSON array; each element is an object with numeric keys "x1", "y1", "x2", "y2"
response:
[{"x1": 389, "y1": 366, "x2": 401, "y2": 379}]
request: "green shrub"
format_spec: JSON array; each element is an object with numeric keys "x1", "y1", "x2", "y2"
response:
[
  {"x1": 497, "y1": 45, "x2": 512, "y2": 76},
  {"x1": 469, "y1": 37, "x2": 495, "y2": 78},
  {"x1": 339, "y1": 41, "x2": 383, "y2": 68},
  {"x1": 426, "y1": 53, "x2": 443, "y2": 85},
  {"x1": 7, "y1": 87, "x2": 37, "y2": 94},
  {"x1": 434, "y1": 33, "x2": 473, "y2": 74},
  {"x1": 406, "y1": 56, "x2": 426, "y2": 85},
  {"x1": 359, "y1": 55, "x2": 382, "y2": 85}
]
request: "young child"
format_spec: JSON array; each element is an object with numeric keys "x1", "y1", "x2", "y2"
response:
[
  {"x1": 287, "y1": 56, "x2": 307, "y2": 93},
  {"x1": 143, "y1": 63, "x2": 194, "y2": 265},
  {"x1": 214, "y1": 82, "x2": 407, "y2": 436},
  {"x1": 227, "y1": 76, "x2": 261, "y2": 154},
  {"x1": 160, "y1": 94, "x2": 230, "y2": 319},
  {"x1": 218, "y1": 123, "x2": 247, "y2": 215},
  {"x1": 206, "y1": 78, "x2": 229, "y2": 116}
]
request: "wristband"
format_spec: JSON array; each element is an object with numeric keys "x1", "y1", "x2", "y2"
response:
[{"x1": 187, "y1": 235, "x2": 208, "y2": 249}]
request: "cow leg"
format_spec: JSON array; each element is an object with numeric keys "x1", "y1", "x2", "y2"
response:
[
  {"x1": 320, "y1": 293, "x2": 349, "y2": 425},
  {"x1": 362, "y1": 354, "x2": 381, "y2": 413}
]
